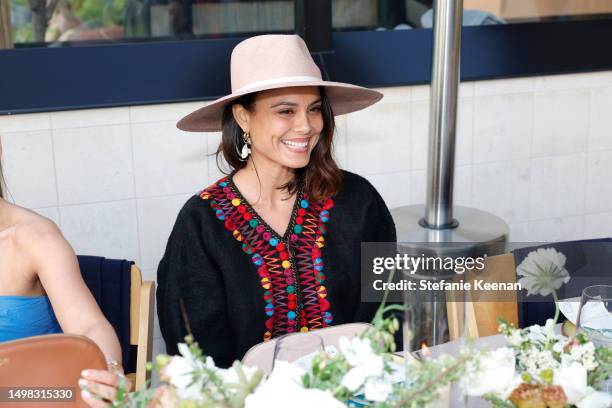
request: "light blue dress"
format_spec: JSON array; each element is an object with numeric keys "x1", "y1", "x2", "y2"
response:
[{"x1": 0, "y1": 296, "x2": 62, "y2": 342}]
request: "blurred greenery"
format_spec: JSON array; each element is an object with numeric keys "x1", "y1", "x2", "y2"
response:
[
  {"x1": 10, "y1": 0, "x2": 127, "y2": 43},
  {"x1": 74, "y1": 0, "x2": 127, "y2": 27}
]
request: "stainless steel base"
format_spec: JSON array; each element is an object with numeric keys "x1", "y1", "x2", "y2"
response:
[
  {"x1": 390, "y1": 204, "x2": 510, "y2": 347},
  {"x1": 392, "y1": 204, "x2": 509, "y2": 254}
]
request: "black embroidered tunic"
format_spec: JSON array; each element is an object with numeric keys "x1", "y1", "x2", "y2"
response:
[{"x1": 157, "y1": 171, "x2": 396, "y2": 367}]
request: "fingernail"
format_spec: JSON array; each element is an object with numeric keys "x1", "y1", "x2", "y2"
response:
[
  {"x1": 78, "y1": 379, "x2": 87, "y2": 387},
  {"x1": 81, "y1": 370, "x2": 90, "y2": 377},
  {"x1": 81, "y1": 390, "x2": 91, "y2": 399}
]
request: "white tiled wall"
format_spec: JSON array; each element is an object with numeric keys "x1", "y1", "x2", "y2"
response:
[{"x1": 2, "y1": 70, "x2": 612, "y2": 358}]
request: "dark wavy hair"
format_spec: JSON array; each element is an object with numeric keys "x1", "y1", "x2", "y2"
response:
[{"x1": 216, "y1": 87, "x2": 342, "y2": 203}]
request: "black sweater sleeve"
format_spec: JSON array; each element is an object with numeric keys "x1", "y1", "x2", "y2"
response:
[
  {"x1": 351, "y1": 176, "x2": 397, "y2": 322},
  {"x1": 156, "y1": 196, "x2": 236, "y2": 367}
]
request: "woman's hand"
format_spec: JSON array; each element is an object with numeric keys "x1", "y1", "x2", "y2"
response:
[{"x1": 79, "y1": 368, "x2": 132, "y2": 408}]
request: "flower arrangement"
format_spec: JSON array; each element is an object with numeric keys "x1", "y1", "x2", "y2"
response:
[
  {"x1": 463, "y1": 247, "x2": 612, "y2": 408},
  {"x1": 104, "y1": 303, "x2": 467, "y2": 408},
  {"x1": 463, "y1": 319, "x2": 612, "y2": 407},
  {"x1": 92, "y1": 247, "x2": 612, "y2": 408}
]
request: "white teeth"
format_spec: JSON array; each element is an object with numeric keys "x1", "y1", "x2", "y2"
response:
[{"x1": 283, "y1": 140, "x2": 308, "y2": 148}]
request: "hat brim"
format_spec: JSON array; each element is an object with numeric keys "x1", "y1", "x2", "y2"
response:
[{"x1": 176, "y1": 80, "x2": 383, "y2": 132}]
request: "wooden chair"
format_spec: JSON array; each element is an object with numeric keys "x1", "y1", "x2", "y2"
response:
[
  {"x1": 128, "y1": 264, "x2": 156, "y2": 390},
  {"x1": 447, "y1": 253, "x2": 519, "y2": 340},
  {"x1": 77, "y1": 256, "x2": 155, "y2": 391}
]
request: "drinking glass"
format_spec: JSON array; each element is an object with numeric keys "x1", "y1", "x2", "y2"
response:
[
  {"x1": 272, "y1": 332, "x2": 324, "y2": 370},
  {"x1": 576, "y1": 285, "x2": 612, "y2": 392}
]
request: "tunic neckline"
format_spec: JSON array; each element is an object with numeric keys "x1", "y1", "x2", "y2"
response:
[{"x1": 227, "y1": 174, "x2": 304, "y2": 243}]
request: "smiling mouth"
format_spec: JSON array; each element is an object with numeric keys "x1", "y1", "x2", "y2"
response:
[
  {"x1": 282, "y1": 140, "x2": 308, "y2": 148},
  {"x1": 281, "y1": 138, "x2": 310, "y2": 152}
]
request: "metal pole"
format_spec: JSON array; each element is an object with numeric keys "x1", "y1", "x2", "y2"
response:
[{"x1": 423, "y1": 0, "x2": 464, "y2": 229}]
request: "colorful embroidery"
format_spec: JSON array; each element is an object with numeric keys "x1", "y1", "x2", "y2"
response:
[{"x1": 200, "y1": 176, "x2": 334, "y2": 341}]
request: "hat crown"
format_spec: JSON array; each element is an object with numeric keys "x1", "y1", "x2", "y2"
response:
[{"x1": 230, "y1": 35, "x2": 322, "y2": 93}]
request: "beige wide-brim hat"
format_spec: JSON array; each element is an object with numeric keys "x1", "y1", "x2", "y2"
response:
[{"x1": 177, "y1": 34, "x2": 383, "y2": 132}]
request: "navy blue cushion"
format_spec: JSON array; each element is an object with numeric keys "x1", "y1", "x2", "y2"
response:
[
  {"x1": 77, "y1": 256, "x2": 133, "y2": 371},
  {"x1": 513, "y1": 238, "x2": 612, "y2": 327}
]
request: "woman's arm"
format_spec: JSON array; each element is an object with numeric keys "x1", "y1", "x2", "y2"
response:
[
  {"x1": 354, "y1": 180, "x2": 397, "y2": 323},
  {"x1": 157, "y1": 195, "x2": 237, "y2": 367},
  {"x1": 18, "y1": 218, "x2": 122, "y2": 364},
  {"x1": 19, "y1": 218, "x2": 127, "y2": 407}
]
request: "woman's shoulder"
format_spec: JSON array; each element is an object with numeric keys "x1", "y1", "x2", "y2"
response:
[
  {"x1": 9, "y1": 204, "x2": 63, "y2": 247},
  {"x1": 336, "y1": 170, "x2": 381, "y2": 204},
  {"x1": 2, "y1": 204, "x2": 72, "y2": 272},
  {"x1": 174, "y1": 177, "x2": 231, "y2": 224}
]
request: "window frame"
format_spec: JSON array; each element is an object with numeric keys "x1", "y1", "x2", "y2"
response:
[{"x1": 1, "y1": 18, "x2": 612, "y2": 114}]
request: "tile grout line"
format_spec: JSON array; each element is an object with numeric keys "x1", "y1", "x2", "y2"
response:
[
  {"x1": 128, "y1": 112, "x2": 145, "y2": 267},
  {"x1": 581, "y1": 89, "x2": 593, "y2": 240},
  {"x1": 49, "y1": 128, "x2": 63, "y2": 227}
]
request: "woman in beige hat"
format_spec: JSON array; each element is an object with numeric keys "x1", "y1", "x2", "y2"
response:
[{"x1": 82, "y1": 33, "x2": 396, "y2": 405}]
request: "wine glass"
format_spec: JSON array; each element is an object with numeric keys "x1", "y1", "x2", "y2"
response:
[
  {"x1": 272, "y1": 332, "x2": 324, "y2": 371},
  {"x1": 576, "y1": 285, "x2": 612, "y2": 392}
]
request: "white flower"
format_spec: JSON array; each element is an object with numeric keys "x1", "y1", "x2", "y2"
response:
[
  {"x1": 517, "y1": 248, "x2": 570, "y2": 296},
  {"x1": 519, "y1": 348, "x2": 559, "y2": 382},
  {"x1": 575, "y1": 390, "x2": 612, "y2": 408},
  {"x1": 554, "y1": 361, "x2": 588, "y2": 404},
  {"x1": 245, "y1": 361, "x2": 344, "y2": 408},
  {"x1": 507, "y1": 329, "x2": 524, "y2": 347},
  {"x1": 164, "y1": 355, "x2": 203, "y2": 401},
  {"x1": 554, "y1": 361, "x2": 612, "y2": 407},
  {"x1": 552, "y1": 340, "x2": 565, "y2": 354},
  {"x1": 338, "y1": 337, "x2": 384, "y2": 392},
  {"x1": 566, "y1": 342, "x2": 599, "y2": 371},
  {"x1": 463, "y1": 348, "x2": 517, "y2": 397},
  {"x1": 341, "y1": 366, "x2": 369, "y2": 392},
  {"x1": 364, "y1": 377, "x2": 392, "y2": 402},
  {"x1": 217, "y1": 364, "x2": 260, "y2": 385}
]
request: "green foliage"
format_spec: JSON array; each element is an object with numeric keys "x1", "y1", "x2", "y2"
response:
[
  {"x1": 588, "y1": 346, "x2": 612, "y2": 388},
  {"x1": 387, "y1": 353, "x2": 468, "y2": 408},
  {"x1": 13, "y1": 24, "x2": 32, "y2": 43},
  {"x1": 72, "y1": 0, "x2": 125, "y2": 27},
  {"x1": 484, "y1": 394, "x2": 516, "y2": 408}
]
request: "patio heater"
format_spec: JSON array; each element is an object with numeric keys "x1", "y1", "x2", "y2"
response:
[{"x1": 391, "y1": 0, "x2": 509, "y2": 347}]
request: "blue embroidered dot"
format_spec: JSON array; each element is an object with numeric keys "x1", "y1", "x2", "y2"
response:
[
  {"x1": 252, "y1": 253, "x2": 263, "y2": 266},
  {"x1": 269, "y1": 238, "x2": 279, "y2": 247},
  {"x1": 300, "y1": 199, "x2": 309, "y2": 209},
  {"x1": 293, "y1": 225, "x2": 303, "y2": 234},
  {"x1": 265, "y1": 303, "x2": 274, "y2": 317},
  {"x1": 249, "y1": 219, "x2": 259, "y2": 228},
  {"x1": 324, "y1": 312, "x2": 333, "y2": 324},
  {"x1": 287, "y1": 285, "x2": 295, "y2": 294},
  {"x1": 215, "y1": 209, "x2": 225, "y2": 220},
  {"x1": 219, "y1": 181, "x2": 228, "y2": 187},
  {"x1": 320, "y1": 210, "x2": 329, "y2": 223},
  {"x1": 287, "y1": 311, "x2": 297, "y2": 320}
]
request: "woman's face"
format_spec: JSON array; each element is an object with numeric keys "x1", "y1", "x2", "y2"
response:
[{"x1": 234, "y1": 86, "x2": 324, "y2": 170}]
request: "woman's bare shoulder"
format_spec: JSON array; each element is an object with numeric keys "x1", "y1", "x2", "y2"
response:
[{"x1": 10, "y1": 204, "x2": 65, "y2": 249}]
